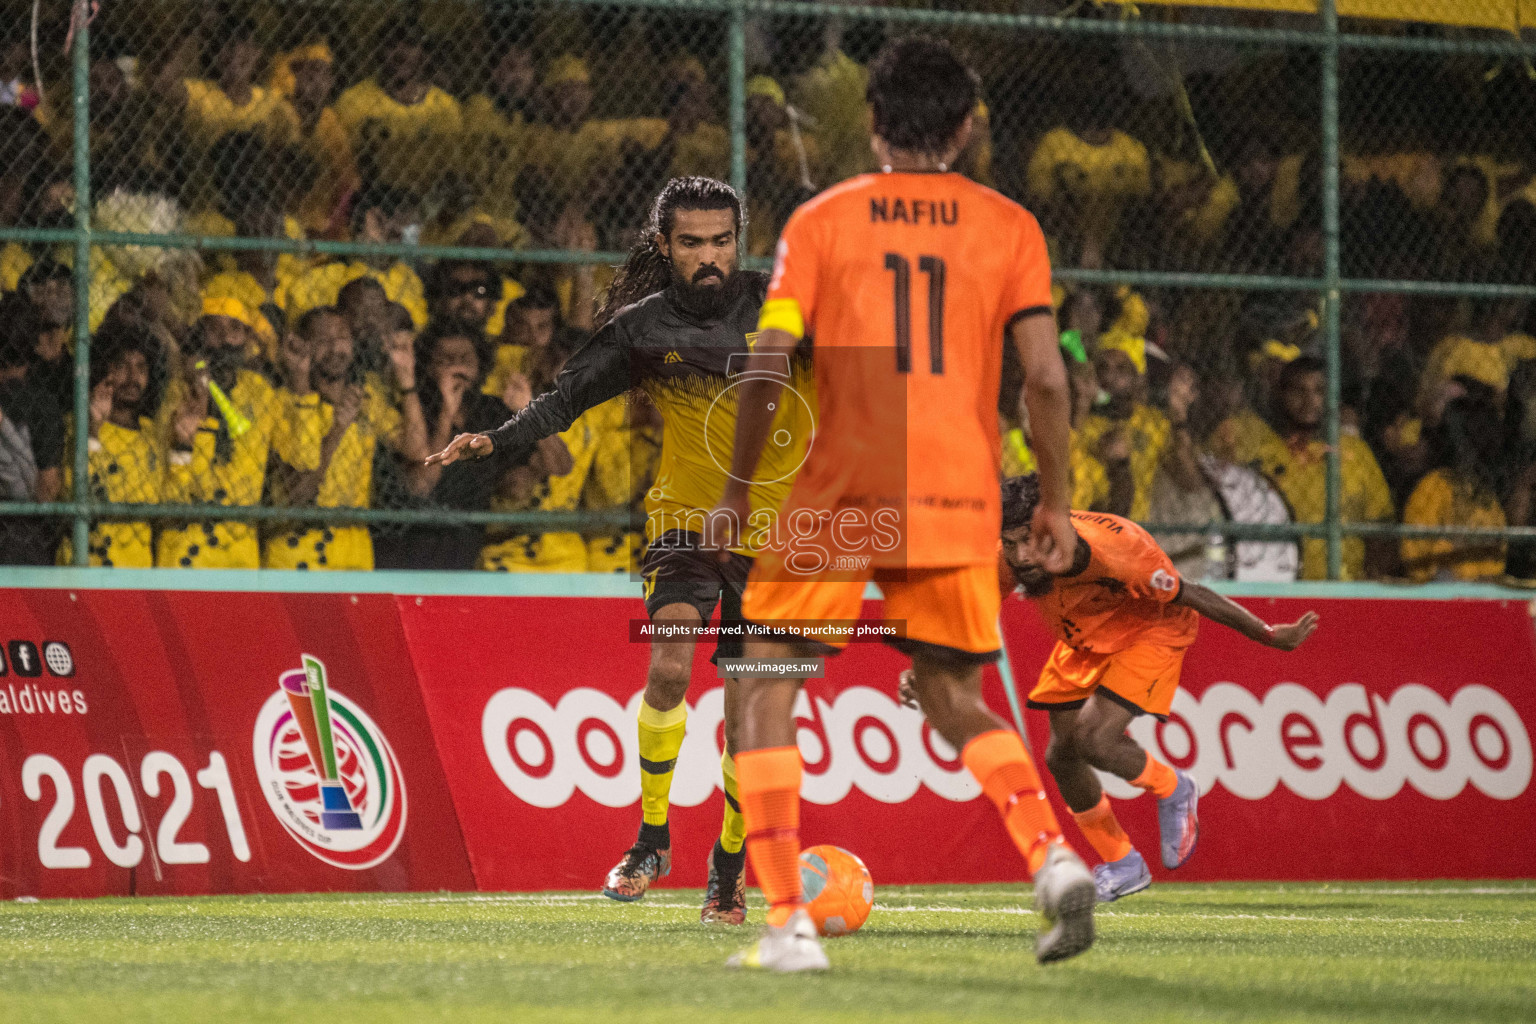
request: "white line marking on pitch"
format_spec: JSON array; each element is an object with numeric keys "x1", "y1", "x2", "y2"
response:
[{"x1": 325, "y1": 894, "x2": 1497, "y2": 926}]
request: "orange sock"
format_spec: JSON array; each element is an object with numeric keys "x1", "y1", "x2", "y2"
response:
[
  {"x1": 1132, "y1": 754, "x2": 1178, "y2": 799},
  {"x1": 737, "y1": 746, "x2": 804, "y2": 926},
  {"x1": 1072, "y1": 795, "x2": 1134, "y2": 864},
  {"x1": 961, "y1": 729, "x2": 1063, "y2": 877}
]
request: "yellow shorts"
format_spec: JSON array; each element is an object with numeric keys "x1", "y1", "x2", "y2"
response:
[
  {"x1": 1027, "y1": 640, "x2": 1187, "y2": 719},
  {"x1": 741, "y1": 559, "x2": 1002, "y2": 660}
]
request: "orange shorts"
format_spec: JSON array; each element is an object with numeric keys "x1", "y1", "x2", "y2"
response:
[
  {"x1": 1026, "y1": 640, "x2": 1187, "y2": 719},
  {"x1": 741, "y1": 560, "x2": 1002, "y2": 660}
]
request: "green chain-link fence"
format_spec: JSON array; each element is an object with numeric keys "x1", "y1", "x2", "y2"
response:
[{"x1": 2, "y1": 0, "x2": 1535, "y2": 580}]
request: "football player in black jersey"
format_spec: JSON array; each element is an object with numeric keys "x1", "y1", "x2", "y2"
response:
[{"x1": 427, "y1": 177, "x2": 813, "y2": 924}]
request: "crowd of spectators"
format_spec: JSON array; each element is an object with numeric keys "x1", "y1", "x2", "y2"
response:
[{"x1": 1, "y1": 6, "x2": 1535, "y2": 582}]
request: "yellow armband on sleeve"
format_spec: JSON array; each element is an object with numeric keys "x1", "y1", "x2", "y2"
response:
[{"x1": 757, "y1": 298, "x2": 806, "y2": 340}]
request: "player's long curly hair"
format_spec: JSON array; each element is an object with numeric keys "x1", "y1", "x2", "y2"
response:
[{"x1": 593, "y1": 177, "x2": 743, "y2": 331}]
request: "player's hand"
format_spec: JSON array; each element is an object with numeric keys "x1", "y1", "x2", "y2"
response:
[
  {"x1": 703, "y1": 489, "x2": 750, "y2": 561},
  {"x1": 1266, "y1": 611, "x2": 1320, "y2": 651},
  {"x1": 1031, "y1": 504, "x2": 1078, "y2": 574},
  {"x1": 897, "y1": 669, "x2": 921, "y2": 711},
  {"x1": 426, "y1": 433, "x2": 493, "y2": 466}
]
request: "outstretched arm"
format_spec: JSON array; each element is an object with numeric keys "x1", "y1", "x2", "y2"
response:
[
  {"x1": 1174, "y1": 580, "x2": 1320, "y2": 651},
  {"x1": 426, "y1": 321, "x2": 630, "y2": 467}
]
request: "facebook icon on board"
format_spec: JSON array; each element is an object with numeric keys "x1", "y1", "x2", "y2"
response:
[{"x1": 2, "y1": 640, "x2": 74, "y2": 678}]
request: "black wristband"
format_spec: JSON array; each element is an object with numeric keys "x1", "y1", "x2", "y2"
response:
[{"x1": 400, "y1": 385, "x2": 417, "y2": 394}]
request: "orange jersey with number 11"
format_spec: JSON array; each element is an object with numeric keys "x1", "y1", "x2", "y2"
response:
[{"x1": 759, "y1": 171, "x2": 1054, "y2": 567}]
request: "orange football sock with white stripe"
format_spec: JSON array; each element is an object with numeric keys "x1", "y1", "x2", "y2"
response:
[
  {"x1": 1072, "y1": 795, "x2": 1134, "y2": 863},
  {"x1": 1132, "y1": 754, "x2": 1178, "y2": 799},
  {"x1": 961, "y1": 729, "x2": 1063, "y2": 877},
  {"x1": 737, "y1": 746, "x2": 805, "y2": 927}
]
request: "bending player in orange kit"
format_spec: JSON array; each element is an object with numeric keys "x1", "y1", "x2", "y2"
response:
[
  {"x1": 981, "y1": 474, "x2": 1318, "y2": 901},
  {"x1": 705, "y1": 38, "x2": 1093, "y2": 971}
]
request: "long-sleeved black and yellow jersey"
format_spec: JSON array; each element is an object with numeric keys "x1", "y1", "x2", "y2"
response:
[{"x1": 485, "y1": 272, "x2": 814, "y2": 553}]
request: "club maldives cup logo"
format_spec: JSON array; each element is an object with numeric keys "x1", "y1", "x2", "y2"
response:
[{"x1": 252, "y1": 655, "x2": 407, "y2": 869}]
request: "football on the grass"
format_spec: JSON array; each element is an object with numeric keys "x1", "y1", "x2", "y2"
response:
[{"x1": 799, "y1": 845, "x2": 874, "y2": 936}]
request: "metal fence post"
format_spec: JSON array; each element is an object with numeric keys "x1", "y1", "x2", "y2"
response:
[
  {"x1": 728, "y1": 0, "x2": 748, "y2": 200},
  {"x1": 69, "y1": 0, "x2": 93, "y2": 567},
  {"x1": 1321, "y1": 0, "x2": 1343, "y2": 580}
]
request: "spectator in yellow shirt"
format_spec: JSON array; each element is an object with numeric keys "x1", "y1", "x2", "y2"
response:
[
  {"x1": 1074, "y1": 331, "x2": 1177, "y2": 522},
  {"x1": 1027, "y1": 105, "x2": 1151, "y2": 268},
  {"x1": 484, "y1": 284, "x2": 564, "y2": 402},
  {"x1": 154, "y1": 19, "x2": 299, "y2": 206},
  {"x1": 334, "y1": 19, "x2": 463, "y2": 198},
  {"x1": 583, "y1": 396, "x2": 660, "y2": 573},
  {"x1": 461, "y1": 43, "x2": 538, "y2": 224},
  {"x1": 1400, "y1": 394, "x2": 1507, "y2": 582},
  {"x1": 273, "y1": 42, "x2": 359, "y2": 238},
  {"x1": 337, "y1": 276, "x2": 393, "y2": 367},
  {"x1": 199, "y1": 185, "x2": 299, "y2": 360},
  {"x1": 279, "y1": 186, "x2": 429, "y2": 329},
  {"x1": 741, "y1": 76, "x2": 818, "y2": 257},
  {"x1": 264, "y1": 307, "x2": 430, "y2": 570},
  {"x1": 1421, "y1": 298, "x2": 1534, "y2": 405},
  {"x1": 57, "y1": 321, "x2": 164, "y2": 567},
  {"x1": 1256, "y1": 356, "x2": 1395, "y2": 580},
  {"x1": 155, "y1": 298, "x2": 326, "y2": 568}
]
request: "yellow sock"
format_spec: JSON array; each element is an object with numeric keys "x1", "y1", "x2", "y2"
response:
[
  {"x1": 637, "y1": 699, "x2": 687, "y2": 845},
  {"x1": 719, "y1": 751, "x2": 745, "y2": 855}
]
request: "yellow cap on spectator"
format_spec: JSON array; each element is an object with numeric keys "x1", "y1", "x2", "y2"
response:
[
  {"x1": 1097, "y1": 329, "x2": 1147, "y2": 375},
  {"x1": 545, "y1": 54, "x2": 591, "y2": 88},
  {"x1": 670, "y1": 55, "x2": 708, "y2": 84},
  {"x1": 201, "y1": 295, "x2": 276, "y2": 347},
  {"x1": 747, "y1": 75, "x2": 786, "y2": 107},
  {"x1": 1441, "y1": 338, "x2": 1509, "y2": 392},
  {"x1": 1109, "y1": 287, "x2": 1150, "y2": 338},
  {"x1": 269, "y1": 41, "x2": 334, "y2": 95}
]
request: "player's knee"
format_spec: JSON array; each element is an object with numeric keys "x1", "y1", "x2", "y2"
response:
[
  {"x1": 1045, "y1": 730, "x2": 1082, "y2": 776},
  {"x1": 644, "y1": 657, "x2": 692, "y2": 707},
  {"x1": 1076, "y1": 722, "x2": 1124, "y2": 770}
]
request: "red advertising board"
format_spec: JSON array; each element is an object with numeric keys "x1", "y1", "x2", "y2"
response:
[
  {"x1": 403, "y1": 591, "x2": 1536, "y2": 890},
  {"x1": 4, "y1": 583, "x2": 1531, "y2": 899},
  {"x1": 400, "y1": 594, "x2": 1018, "y2": 891},
  {"x1": 0, "y1": 589, "x2": 475, "y2": 899}
]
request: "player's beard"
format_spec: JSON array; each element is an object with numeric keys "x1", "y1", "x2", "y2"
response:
[
  {"x1": 1008, "y1": 560, "x2": 1056, "y2": 597},
  {"x1": 670, "y1": 264, "x2": 739, "y2": 321}
]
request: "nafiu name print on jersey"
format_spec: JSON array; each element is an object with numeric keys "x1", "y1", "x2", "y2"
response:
[{"x1": 869, "y1": 197, "x2": 959, "y2": 226}]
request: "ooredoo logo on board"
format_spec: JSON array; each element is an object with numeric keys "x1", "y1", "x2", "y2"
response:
[{"x1": 251, "y1": 655, "x2": 408, "y2": 869}]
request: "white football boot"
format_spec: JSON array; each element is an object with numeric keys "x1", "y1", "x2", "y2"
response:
[
  {"x1": 1033, "y1": 843, "x2": 1097, "y2": 964},
  {"x1": 726, "y1": 908, "x2": 830, "y2": 972}
]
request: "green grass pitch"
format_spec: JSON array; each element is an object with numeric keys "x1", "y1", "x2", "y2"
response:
[{"x1": 1, "y1": 882, "x2": 1532, "y2": 1023}]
